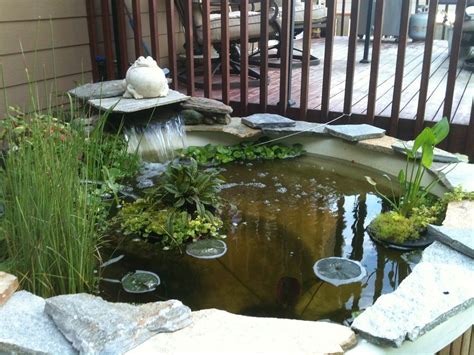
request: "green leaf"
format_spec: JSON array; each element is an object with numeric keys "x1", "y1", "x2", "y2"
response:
[
  {"x1": 398, "y1": 169, "x2": 406, "y2": 186},
  {"x1": 431, "y1": 117, "x2": 449, "y2": 145},
  {"x1": 421, "y1": 142, "x2": 434, "y2": 168}
]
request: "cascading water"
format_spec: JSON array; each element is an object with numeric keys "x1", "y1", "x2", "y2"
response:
[{"x1": 125, "y1": 116, "x2": 187, "y2": 163}]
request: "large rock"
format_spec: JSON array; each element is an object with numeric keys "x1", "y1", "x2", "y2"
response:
[
  {"x1": 430, "y1": 162, "x2": 474, "y2": 192},
  {"x1": 241, "y1": 113, "x2": 296, "y2": 129},
  {"x1": 0, "y1": 291, "x2": 76, "y2": 354},
  {"x1": 0, "y1": 272, "x2": 18, "y2": 306},
  {"x1": 261, "y1": 121, "x2": 327, "y2": 136},
  {"x1": 428, "y1": 225, "x2": 474, "y2": 259},
  {"x1": 351, "y1": 246, "x2": 474, "y2": 347},
  {"x1": 45, "y1": 293, "x2": 192, "y2": 354},
  {"x1": 324, "y1": 124, "x2": 385, "y2": 142},
  {"x1": 127, "y1": 309, "x2": 357, "y2": 355},
  {"x1": 181, "y1": 97, "x2": 233, "y2": 115}
]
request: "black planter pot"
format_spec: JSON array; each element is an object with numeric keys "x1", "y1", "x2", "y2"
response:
[{"x1": 366, "y1": 226, "x2": 434, "y2": 251}]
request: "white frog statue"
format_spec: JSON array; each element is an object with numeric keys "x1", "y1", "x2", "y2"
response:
[{"x1": 123, "y1": 56, "x2": 169, "y2": 99}]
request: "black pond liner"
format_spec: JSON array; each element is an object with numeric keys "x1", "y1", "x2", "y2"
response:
[
  {"x1": 121, "y1": 270, "x2": 161, "y2": 294},
  {"x1": 312, "y1": 257, "x2": 367, "y2": 287},
  {"x1": 186, "y1": 239, "x2": 227, "y2": 259},
  {"x1": 367, "y1": 226, "x2": 434, "y2": 251}
]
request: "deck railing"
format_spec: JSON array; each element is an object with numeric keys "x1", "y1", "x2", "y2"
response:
[{"x1": 85, "y1": 0, "x2": 473, "y2": 160}]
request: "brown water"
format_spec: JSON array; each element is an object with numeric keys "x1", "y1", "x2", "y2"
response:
[{"x1": 100, "y1": 156, "x2": 418, "y2": 324}]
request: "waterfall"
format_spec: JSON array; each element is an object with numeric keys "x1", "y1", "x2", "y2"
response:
[{"x1": 125, "y1": 116, "x2": 187, "y2": 163}]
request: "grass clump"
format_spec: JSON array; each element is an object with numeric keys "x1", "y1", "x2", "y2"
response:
[{"x1": 0, "y1": 111, "x2": 139, "y2": 297}]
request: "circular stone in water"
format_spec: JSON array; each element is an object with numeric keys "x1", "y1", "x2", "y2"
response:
[
  {"x1": 313, "y1": 257, "x2": 367, "y2": 287},
  {"x1": 121, "y1": 270, "x2": 161, "y2": 293},
  {"x1": 186, "y1": 239, "x2": 227, "y2": 259}
]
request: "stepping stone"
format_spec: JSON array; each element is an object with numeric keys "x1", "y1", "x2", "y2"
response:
[
  {"x1": 45, "y1": 293, "x2": 192, "y2": 354},
  {"x1": 88, "y1": 90, "x2": 190, "y2": 113},
  {"x1": 127, "y1": 309, "x2": 357, "y2": 355},
  {"x1": 261, "y1": 121, "x2": 327, "y2": 136},
  {"x1": 324, "y1": 124, "x2": 385, "y2": 142},
  {"x1": 241, "y1": 114, "x2": 296, "y2": 129},
  {"x1": 428, "y1": 225, "x2": 474, "y2": 259},
  {"x1": 391, "y1": 140, "x2": 459, "y2": 163},
  {"x1": 68, "y1": 80, "x2": 125, "y2": 100},
  {"x1": 430, "y1": 162, "x2": 474, "y2": 192},
  {"x1": 0, "y1": 291, "x2": 76, "y2": 354},
  {"x1": 0, "y1": 272, "x2": 18, "y2": 306}
]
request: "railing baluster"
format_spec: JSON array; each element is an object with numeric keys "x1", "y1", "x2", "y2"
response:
[
  {"x1": 415, "y1": 0, "x2": 438, "y2": 135},
  {"x1": 101, "y1": 0, "x2": 115, "y2": 80},
  {"x1": 442, "y1": 0, "x2": 467, "y2": 121},
  {"x1": 202, "y1": 0, "x2": 212, "y2": 97},
  {"x1": 166, "y1": 0, "x2": 178, "y2": 90},
  {"x1": 299, "y1": 0, "x2": 313, "y2": 119},
  {"x1": 343, "y1": 0, "x2": 359, "y2": 114},
  {"x1": 467, "y1": 100, "x2": 474, "y2": 162},
  {"x1": 259, "y1": 0, "x2": 270, "y2": 111},
  {"x1": 116, "y1": 0, "x2": 129, "y2": 77},
  {"x1": 340, "y1": 0, "x2": 346, "y2": 36},
  {"x1": 85, "y1": 0, "x2": 99, "y2": 81},
  {"x1": 389, "y1": 0, "x2": 410, "y2": 136},
  {"x1": 278, "y1": 0, "x2": 291, "y2": 115},
  {"x1": 321, "y1": 0, "x2": 336, "y2": 121},
  {"x1": 366, "y1": 0, "x2": 384, "y2": 123},
  {"x1": 240, "y1": 0, "x2": 249, "y2": 115},
  {"x1": 221, "y1": 0, "x2": 230, "y2": 104},
  {"x1": 149, "y1": 0, "x2": 160, "y2": 61},
  {"x1": 132, "y1": 0, "x2": 143, "y2": 58},
  {"x1": 184, "y1": 0, "x2": 195, "y2": 96}
]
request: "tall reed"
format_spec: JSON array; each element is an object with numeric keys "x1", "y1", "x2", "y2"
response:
[{"x1": 0, "y1": 116, "x2": 104, "y2": 297}]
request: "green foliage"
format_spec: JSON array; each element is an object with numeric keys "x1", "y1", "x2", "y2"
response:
[
  {"x1": 179, "y1": 140, "x2": 305, "y2": 165},
  {"x1": 366, "y1": 118, "x2": 450, "y2": 218},
  {"x1": 368, "y1": 212, "x2": 421, "y2": 244},
  {"x1": 117, "y1": 199, "x2": 225, "y2": 249},
  {"x1": 150, "y1": 158, "x2": 224, "y2": 215}
]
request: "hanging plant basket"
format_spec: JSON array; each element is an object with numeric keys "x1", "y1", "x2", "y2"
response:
[
  {"x1": 121, "y1": 270, "x2": 161, "y2": 294},
  {"x1": 186, "y1": 239, "x2": 227, "y2": 259},
  {"x1": 313, "y1": 257, "x2": 367, "y2": 287}
]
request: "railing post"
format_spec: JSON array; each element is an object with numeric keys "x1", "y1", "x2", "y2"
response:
[
  {"x1": 299, "y1": 0, "x2": 314, "y2": 119},
  {"x1": 240, "y1": 0, "x2": 249, "y2": 114},
  {"x1": 321, "y1": 0, "x2": 336, "y2": 121},
  {"x1": 132, "y1": 0, "x2": 143, "y2": 58},
  {"x1": 221, "y1": 0, "x2": 230, "y2": 104},
  {"x1": 149, "y1": 0, "x2": 160, "y2": 62},
  {"x1": 101, "y1": 0, "x2": 115, "y2": 80},
  {"x1": 343, "y1": 0, "x2": 359, "y2": 115},
  {"x1": 166, "y1": 0, "x2": 178, "y2": 90},
  {"x1": 116, "y1": 0, "x2": 129, "y2": 77},
  {"x1": 259, "y1": 0, "x2": 269, "y2": 111},
  {"x1": 278, "y1": 0, "x2": 291, "y2": 115},
  {"x1": 184, "y1": 0, "x2": 195, "y2": 96}
]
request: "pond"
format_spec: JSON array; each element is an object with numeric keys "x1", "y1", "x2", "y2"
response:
[{"x1": 100, "y1": 155, "x2": 418, "y2": 324}]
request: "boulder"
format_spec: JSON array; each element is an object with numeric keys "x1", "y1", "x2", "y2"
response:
[
  {"x1": 181, "y1": 97, "x2": 233, "y2": 115},
  {"x1": 45, "y1": 293, "x2": 192, "y2": 354}
]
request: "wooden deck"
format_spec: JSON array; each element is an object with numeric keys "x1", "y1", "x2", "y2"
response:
[{"x1": 192, "y1": 37, "x2": 473, "y2": 126}]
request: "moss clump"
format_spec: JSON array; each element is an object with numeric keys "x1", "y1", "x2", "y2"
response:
[{"x1": 368, "y1": 212, "x2": 420, "y2": 244}]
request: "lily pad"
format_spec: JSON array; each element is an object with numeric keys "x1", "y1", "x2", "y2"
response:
[
  {"x1": 313, "y1": 257, "x2": 367, "y2": 286},
  {"x1": 121, "y1": 270, "x2": 160, "y2": 293},
  {"x1": 186, "y1": 239, "x2": 227, "y2": 259}
]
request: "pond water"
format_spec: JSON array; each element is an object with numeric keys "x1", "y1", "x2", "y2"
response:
[{"x1": 100, "y1": 156, "x2": 419, "y2": 324}]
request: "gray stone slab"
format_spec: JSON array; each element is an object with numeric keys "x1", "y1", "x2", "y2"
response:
[
  {"x1": 0, "y1": 291, "x2": 76, "y2": 354},
  {"x1": 185, "y1": 117, "x2": 261, "y2": 139},
  {"x1": 88, "y1": 90, "x2": 190, "y2": 113},
  {"x1": 392, "y1": 140, "x2": 459, "y2": 163},
  {"x1": 261, "y1": 121, "x2": 327, "y2": 136},
  {"x1": 68, "y1": 80, "x2": 125, "y2": 100},
  {"x1": 181, "y1": 97, "x2": 233, "y2": 115},
  {"x1": 352, "y1": 241, "x2": 474, "y2": 347},
  {"x1": 45, "y1": 293, "x2": 192, "y2": 354},
  {"x1": 324, "y1": 124, "x2": 385, "y2": 142},
  {"x1": 428, "y1": 225, "x2": 474, "y2": 259},
  {"x1": 430, "y1": 162, "x2": 474, "y2": 192},
  {"x1": 241, "y1": 114, "x2": 296, "y2": 129}
]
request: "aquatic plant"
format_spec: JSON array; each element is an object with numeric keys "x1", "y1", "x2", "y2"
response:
[{"x1": 179, "y1": 140, "x2": 305, "y2": 165}]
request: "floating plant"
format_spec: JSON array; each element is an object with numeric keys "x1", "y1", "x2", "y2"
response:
[
  {"x1": 186, "y1": 239, "x2": 227, "y2": 259},
  {"x1": 121, "y1": 270, "x2": 161, "y2": 293},
  {"x1": 313, "y1": 257, "x2": 367, "y2": 287}
]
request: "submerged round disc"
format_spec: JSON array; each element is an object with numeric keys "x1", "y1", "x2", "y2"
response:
[
  {"x1": 313, "y1": 257, "x2": 366, "y2": 287},
  {"x1": 186, "y1": 239, "x2": 227, "y2": 259},
  {"x1": 121, "y1": 270, "x2": 161, "y2": 293}
]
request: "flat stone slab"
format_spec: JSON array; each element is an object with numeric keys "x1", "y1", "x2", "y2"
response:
[
  {"x1": 181, "y1": 97, "x2": 233, "y2": 115},
  {"x1": 88, "y1": 90, "x2": 189, "y2": 113},
  {"x1": 430, "y1": 162, "x2": 474, "y2": 192},
  {"x1": 443, "y1": 200, "x2": 474, "y2": 229},
  {"x1": 392, "y1": 140, "x2": 459, "y2": 163},
  {"x1": 357, "y1": 135, "x2": 399, "y2": 155},
  {"x1": 45, "y1": 293, "x2": 192, "y2": 354},
  {"x1": 351, "y1": 242, "x2": 474, "y2": 347},
  {"x1": 428, "y1": 225, "x2": 474, "y2": 259},
  {"x1": 261, "y1": 120, "x2": 327, "y2": 136},
  {"x1": 68, "y1": 80, "x2": 125, "y2": 100},
  {"x1": 0, "y1": 272, "x2": 18, "y2": 306},
  {"x1": 241, "y1": 113, "x2": 296, "y2": 129},
  {"x1": 186, "y1": 117, "x2": 261, "y2": 139},
  {"x1": 127, "y1": 309, "x2": 357, "y2": 355},
  {"x1": 325, "y1": 124, "x2": 386, "y2": 142},
  {"x1": 0, "y1": 291, "x2": 76, "y2": 354}
]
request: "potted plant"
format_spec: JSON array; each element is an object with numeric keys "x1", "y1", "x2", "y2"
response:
[{"x1": 366, "y1": 117, "x2": 450, "y2": 250}]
